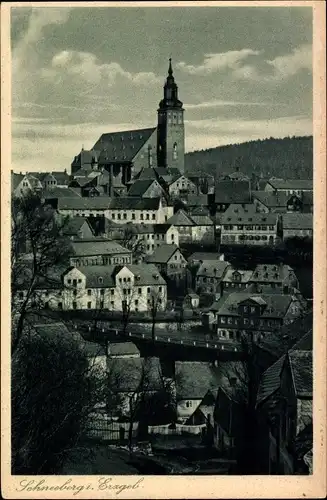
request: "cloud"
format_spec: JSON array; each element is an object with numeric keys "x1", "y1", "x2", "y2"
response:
[
  {"x1": 233, "y1": 44, "x2": 312, "y2": 81},
  {"x1": 266, "y1": 44, "x2": 312, "y2": 78},
  {"x1": 185, "y1": 99, "x2": 276, "y2": 110},
  {"x1": 43, "y1": 50, "x2": 161, "y2": 87},
  {"x1": 176, "y1": 49, "x2": 261, "y2": 75}
]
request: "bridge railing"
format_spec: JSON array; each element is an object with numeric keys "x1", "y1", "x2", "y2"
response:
[{"x1": 82, "y1": 324, "x2": 241, "y2": 353}]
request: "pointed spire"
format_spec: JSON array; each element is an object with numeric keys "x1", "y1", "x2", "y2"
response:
[{"x1": 168, "y1": 57, "x2": 173, "y2": 77}]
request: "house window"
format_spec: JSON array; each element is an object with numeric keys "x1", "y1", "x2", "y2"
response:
[
  {"x1": 138, "y1": 287, "x2": 142, "y2": 294},
  {"x1": 140, "y1": 214, "x2": 144, "y2": 220},
  {"x1": 251, "y1": 307, "x2": 256, "y2": 313},
  {"x1": 123, "y1": 213, "x2": 127, "y2": 220},
  {"x1": 73, "y1": 302, "x2": 77, "y2": 310},
  {"x1": 159, "y1": 287, "x2": 162, "y2": 292},
  {"x1": 132, "y1": 213, "x2": 135, "y2": 220},
  {"x1": 87, "y1": 301, "x2": 92, "y2": 309},
  {"x1": 135, "y1": 300, "x2": 139, "y2": 306},
  {"x1": 117, "y1": 214, "x2": 121, "y2": 220},
  {"x1": 186, "y1": 401, "x2": 192, "y2": 408},
  {"x1": 58, "y1": 302, "x2": 63, "y2": 309},
  {"x1": 152, "y1": 214, "x2": 156, "y2": 220},
  {"x1": 147, "y1": 287, "x2": 151, "y2": 293},
  {"x1": 112, "y1": 214, "x2": 116, "y2": 220},
  {"x1": 100, "y1": 289, "x2": 105, "y2": 296},
  {"x1": 173, "y1": 143, "x2": 178, "y2": 160},
  {"x1": 73, "y1": 290, "x2": 77, "y2": 297},
  {"x1": 221, "y1": 317, "x2": 226, "y2": 324},
  {"x1": 146, "y1": 214, "x2": 150, "y2": 220},
  {"x1": 87, "y1": 289, "x2": 92, "y2": 296},
  {"x1": 111, "y1": 289, "x2": 115, "y2": 295}
]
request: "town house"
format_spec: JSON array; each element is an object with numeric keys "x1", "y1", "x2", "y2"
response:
[
  {"x1": 166, "y1": 174, "x2": 199, "y2": 199},
  {"x1": 221, "y1": 210, "x2": 279, "y2": 246},
  {"x1": 127, "y1": 179, "x2": 166, "y2": 199},
  {"x1": 213, "y1": 292, "x2": 304, "y2": 341},
  {"x1": 108, "y1": 197, "x2": 173, "y2": 224},
  {"x1": 131, "y1": 223, "x2": 179, "y2": 254},
  {"x1": 196, "y1": 260, "x2": 231, "y2": 296},
  {"x1": 250, "y1": 264, "x2": 299, "y2": 293},
  {"x1": 221, "y1": 268, "x2": 253, "y2": 294},
  {"x1": 147, "y1": 243, "x2": 187, "y2": 281},
  {"x1": 62, "y1": 216, "x2": 95, "y2": 240}
]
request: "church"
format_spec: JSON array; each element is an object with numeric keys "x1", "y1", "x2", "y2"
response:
[{"x1": 71, "y1": 59, "x2": 185, "y2": 194}]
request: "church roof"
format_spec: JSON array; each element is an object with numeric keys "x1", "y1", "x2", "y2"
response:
[{"x1": 92, "y1": 127, "x2": 156, "y2": 164}]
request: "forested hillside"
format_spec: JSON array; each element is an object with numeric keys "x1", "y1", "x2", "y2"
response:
[{"x1": 185, "y1": 136, "x2": 313, "y2": 180}]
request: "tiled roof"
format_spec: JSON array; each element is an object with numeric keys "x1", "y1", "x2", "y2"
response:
[
  {"x1": 47, "y1": 171, "x2": 70, "y2": 185},
  {"x1": 221, "y1": 211, "x2": 277, "y2": 225},
  {"x1": 93, "y1": 128, "x2": 156, "y2": 164},
  {"x1": 69, "y1": 265, "x2": 116, "y2": 288},
  {"x1": 288, "y1": 350, "x2": 313, "y2": 397},
  {"x1": 189, "y1": 205, "x2": 210, "y2": 216},
  {"x1": 26, "y1": 174, "x2": 43, "y2": 189},
  {"x1": 107, "y1": 356, "x2": 162, "y2": 392},
  {"x1": 127, "y1": 179, "x2": 159, "y2": 197},
  {"x1": 256, "y1": 355, "x2": 286, "y2": 405},
  {"x1": 57, "y1": 197, "x2": 111, "y2": 210},
  {"x1": 70, "y1": 239, "x2": 131, "y2": 257},
  {"x1": 109, "y1": 197, "x2": 161, "y2": 210},
  {"x1": 175, "y1": 361, "x2": 222, "y2": 400},
  {"x1": 42, "y1": 187, "x2": 81, "y2": 199},
  {"x1": 189, "y1": 252, "x2": 224, "y2": 262},
  {"x1": 72, "y1": 149, "x2": 98, "y2": 168},
  {"x1": 217, "y1": 292, "x2": 293, "y2": 318},
  {"x1": 267, "y1": 179, "x2": 313, "y2": 190},
  {"x1": 214, "y1": 180, "x2": 251, "y2": 204},
  {"x1": 253, "y1": 191, "x2": 289, "y2": 208},
  {"x1": 167, "y1": 209, "x2": 195, "y2": 226},
  {"x1": 11, "y1": 172, "x2": 24, "y2": 190},
  {"x1": 302, "y1": 192, "x2": 313, "y2": 206},
  {"x1": 222, "y1": 269, "x2": 253, "y2": 283},
  {"x1": 184, "y1": 195, "x2": 208, "y2": 207},
  {"x1": 191, "y1": 214, "x2": 214, "y2": 226},
  {"x1": 123, "y1": 264, "x2": 166, "y2": 285},
  {"x1": 282, "y1": 213, "x2": 313, "y2": 230},
  {"x1": 197, "y1": 260, "x2": 231, "y2": 279},
  {"x1": 147, "y1": 243, "x2": 180, "y2": 264},
  {"x1": 251, "y1": 263, "x2": 295, "y2": 283},
  {"x1": 108, "y1": 342, "x2": 140, "y2": 357},
  {"x1": 63, "y1": 216, "x2": 94, "y2": 236}
]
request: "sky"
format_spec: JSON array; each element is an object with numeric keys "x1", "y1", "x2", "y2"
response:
[{"x1": 11, "y1": 5, "x2": 313, "y2": 173}]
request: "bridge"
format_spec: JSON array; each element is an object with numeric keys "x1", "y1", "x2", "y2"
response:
[{"x1": 76, "y1": 321, "x2": 244, "y2": 361}]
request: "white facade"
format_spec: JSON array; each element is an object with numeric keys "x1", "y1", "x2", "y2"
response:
[
  {"x1": 168, "y1": 176, "x2": 198, "y2": 197},
  {"x1": 136, "y1": 225, "x2": 179, "y2": 254},
  {"x1": 221, "y1": 222, "x2": 278, "y2": 246}
]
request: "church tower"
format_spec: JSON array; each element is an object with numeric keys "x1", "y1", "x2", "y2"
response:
[{"x1": 157, "y1": 58, "x2": 185, "y2": 173}]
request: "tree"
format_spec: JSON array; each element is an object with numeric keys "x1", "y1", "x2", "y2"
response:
[
  {"x1": 11, "y1": 195, "x2": 71, "y2": 353},
  {"x1": 148, "y1": 288, "x2": 165, "y2": 342},
  {"x1": 11, "y1": 329, "x2": 106, "y2": 474},
  {"x1": 220, "y1": 331, "x2": 262, "y2": 474},
  {"x1": 120, "y1": 225, "x2": 146, "y2": 263}
]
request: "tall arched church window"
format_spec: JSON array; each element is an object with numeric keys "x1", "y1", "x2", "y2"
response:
[
  {"x1": 148, "y1": 145, "x2": 153, "y2": 167},
  {"x1": 173, "y1": 143, "x2": 178, "y2": 160}
]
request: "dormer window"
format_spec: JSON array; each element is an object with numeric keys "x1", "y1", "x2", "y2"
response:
[{"x1": 98, "y1": 277, "x2": 103, "y2": 284}]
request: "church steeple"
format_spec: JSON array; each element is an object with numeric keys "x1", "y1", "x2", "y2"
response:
[
  {"x1": 157, "y1": 57, "x2": 185, "y2": 173},
  {"x1": 159, "y1": 58, "x2": 183, "y2": 110}
]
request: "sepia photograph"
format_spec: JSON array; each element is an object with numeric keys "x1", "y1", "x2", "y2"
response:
[{"x1": 1, "y1": 1, "x2": 326, "y2": 498}]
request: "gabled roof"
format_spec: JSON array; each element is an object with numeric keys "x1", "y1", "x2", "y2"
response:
[
  {"x1": 63, "y1": 216, "x2": 94, "y2": 236},
  {"x1": 256, "y1": 355, "x2": 286, "y2": 406},
  {"x1": 107, "y1": 356, "x2": 162, "y2": 392},
  {"x1": 57, "y1": 197, "x2": 111, "y2": 211},
  {"x1": 189, "y1": 252, "x2": 224, "y2": 263},
  {"x1": 121, "y1": 264, "x2": 166, "y2": 286},
  {"x1": 251, "y1": 263, "x2": 296, "y2": 283},
  {"x1": 197, "y1": 260, "x2": 231, "y2": 279},
  {"x1": 215, "y1": 180, "x2": 251, "y2": 204},
  {"x1": 167, "y1": 209, "x2": 195, "y2": 226},
  {"x1": 288, "y1": 350, "x2": 313, "y2": 397},
  {"x1": 147, "y1": 243, "x2": 181, "y2": 264},
  {"x1": 109, "y1": 197, "x2": 161, "y2": 210},
  {"x1": 127, "y1": 179, "x2": 161, "y2": 197},
  {"x1": 45, "y1": 171, "x2": 70, "y2": 185},
  {"x1": 217, "y1": 291, "x2": 293, "y2": 318},
  {"x1": 175, "y1": 362, "x2": 221, "y2": 400},
  {"x1": 184, "y1": 194, "x2": 208, "y2": 207},
  {"x1": 221, "y1": 211, "x2": 278, "y2": 225},
  {"x1": 191, "y1": 214, "x2": 214, "y2": 226},
  {"x1": 282, "y1": 213, "x2": 313, "y2": 230},
  {"x1": 222, "y1": 268, "x2": 253, "y2": 283},
  {"x1": 67, "y1": 265, "x2": 116, "y2": 288},
  {"x1": 11, "y1": 172, "x2": 25, "y2": 190},
  {"x1": 267, "y1": 179, "x2": 313, "y2": 190},
  {"x1": 252, "y1": 191, "x2": 289, "y2": 209},
  {"x1": 93, "y1": 128, "x2": 156, "y2": 164},
  {"x1": 70, "y1": 239, "x2": 131, "y2": 257}
]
